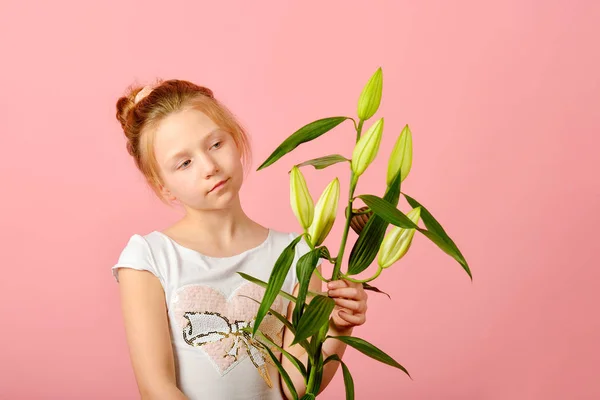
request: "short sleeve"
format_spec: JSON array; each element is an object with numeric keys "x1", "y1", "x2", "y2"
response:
[{"x1": 111, "y1": 234, "x2": 162, "y2": 284}]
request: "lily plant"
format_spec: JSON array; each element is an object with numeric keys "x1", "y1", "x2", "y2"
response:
[{"x1": 239, "y1": 67, "x2": 472, "y2": 399}]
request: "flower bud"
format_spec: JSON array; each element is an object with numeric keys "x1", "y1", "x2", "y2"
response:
[
  {"x1": 357, "y1": 67, "x2": 383, "y2": 120},
  {"x1": 386, "y1": 124, "x2": 413, "y2": 186},
  {"x1": 289, "y1": 166, "x2": 314, "y2": 230},
  {"x1": 377, "y1": 207, "x2": 421, "y2": 269},
  {"x1": 351, "y1": 118, "x2": 384, "y2": 177},
  {"x1": 307, "y1": 177, "x2": 340, "y2": 247}
]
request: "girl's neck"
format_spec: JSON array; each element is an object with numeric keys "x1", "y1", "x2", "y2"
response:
[{"x1": 175, "y1": 198, "x2": 262, "y2": 247}]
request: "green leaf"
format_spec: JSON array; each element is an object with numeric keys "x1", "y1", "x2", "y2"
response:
[
  {"x1": 319, "y1": 246, "x2": 332, "y2": 261},
  {"x1": 324, "y1": 354, "x2": 355, "y2": 400},
  {"x1": 347, "y1": 168, "x2": 402, "y2": 275},
  {"x1": 328, "y1": 335, "x2": 411, "y2": 378},
  {"x1": 362, "y1": 282, "x2": 391, "y2": 299},
  {"x1": 257, "y1": 117, "x2": 351, "y2": 170},
  {"x1": 262, "y1": 343, "x2": 299, "y2": 400},
  {"x1": 237, "y1": 272, "x2": 298, "y2": 303},
  {"x1": 317, "y1": 315, "x2": 329, "y2": 343},
  {"x1": 340, "y1": 362, "x2": 355, "y2": 400},
  {"x1": 292, "y1": 295, "x2": 335, "y2": 345},
  {"x1": 295, "y1": 154, "x2": 350, "y2": 170},
  {"x1": 419, "y1": 229, "x2": 472, "y2": 279},
  {"x1": 358, "y1": 194, "x2": 472, "y2": 280},
  {"x1": 240, "y1": 294, "x2": 313, "y2": 355},
  {"x1": 239, "y1": 271, "x2": 322, "y2": 302},
  {"x1": 237, "y1": 295, "x2": 296, "y2": 334},
  {"x1": 311, "y1": 350, "x2": 325, "y2": 395},
  {"x1": 300, "y1": 395, "x2": 315, "y2": 400},
  {"x1": 293, "y1": 248, "x2": 321, "y2": 327},
  {"x1": 251, "y1": 235, "x2": 303, "y2": 336},
  {"x1": 402, "y1": 193, "x2": 472, "y2": 279},
  {"x1": 357, "y1": 194, "x2": 419, "y2": 229},
  {"x1": 255, "y1": 330, "x2": 307, "y2": 379}
]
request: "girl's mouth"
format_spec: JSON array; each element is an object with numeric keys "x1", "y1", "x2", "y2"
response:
[{"x1": 209, "y1": 178, "x2": 229, "y2": 193}]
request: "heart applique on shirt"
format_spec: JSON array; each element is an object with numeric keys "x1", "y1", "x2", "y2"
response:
[{"x1": 171, "y1": 282, "x2": 287, "y2": 386}]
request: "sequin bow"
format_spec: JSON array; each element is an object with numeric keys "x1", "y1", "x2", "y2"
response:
[{"x1": 182, "y1": 311, "x2": 277, "y2": 387}]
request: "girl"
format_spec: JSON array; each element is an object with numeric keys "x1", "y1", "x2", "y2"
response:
[{"x1": 112, "y1": 79, "x2": 369, "y2": 400}]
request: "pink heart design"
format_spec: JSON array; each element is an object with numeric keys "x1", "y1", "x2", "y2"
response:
[{"x1": 171, "y1": 282, "x2": 286, "y2": 375}]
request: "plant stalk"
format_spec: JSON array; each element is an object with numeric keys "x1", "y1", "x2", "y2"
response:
[
  {"x1": 306, "y1": 357, "x2": 317, "y2": 394},
  {"x1": 305, "y1": 338, "x2": 325, "y2": 395},
  {"x1": 341, "y1": 265, "x2": 383, "y2": 283},
  {"x1": 331, "y1": 119, "x2": 364, "y2": 281}
]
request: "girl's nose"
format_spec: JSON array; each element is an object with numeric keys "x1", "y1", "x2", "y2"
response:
[{"x1": 201, "y1": 155, "x2": 219, "y2": 177}]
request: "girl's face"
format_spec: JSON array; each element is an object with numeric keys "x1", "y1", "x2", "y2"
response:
[{"x1": 152, "y1": 108, "x2": 244, "y2": 211}]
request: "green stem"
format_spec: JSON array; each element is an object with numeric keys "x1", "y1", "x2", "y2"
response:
[
  {"x1": 313, "y1": 265, "x2": 330, "y2": 283},
  {"x1": 331, "y1": 120, "x2": 364, "y2": 281},
  {"x1": 341, "y1": 265, "x2": 383, "y2": 283},
  {"x1": 305, "y1": 337, "x2": 325, "y2": 395},
  {"x1": 306, "y1": 356, "x2": 317, "y2": 394}
]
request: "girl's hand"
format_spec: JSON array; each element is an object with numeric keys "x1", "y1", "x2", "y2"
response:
[{"x1": 326, "y1": 279, "x2": 368, "y2": 331}]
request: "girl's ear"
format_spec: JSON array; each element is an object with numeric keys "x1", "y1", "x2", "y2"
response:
[{"x1": 158, "y1": 182, "x2": 177, "y2": 202}]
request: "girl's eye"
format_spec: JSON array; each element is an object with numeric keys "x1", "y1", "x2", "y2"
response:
[
  {"x1": 179, "y1": 160, "x2": 191, "y2": 169},
  {"x1": 212, "y1": 141, "x2": 222, "y2": 149}
]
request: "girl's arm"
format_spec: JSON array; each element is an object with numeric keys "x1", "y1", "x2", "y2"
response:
[
  {"x1": 117, "y1": 268, "x2": 189, "y2": 400},
  {"x1": 280, "y1": 263, "x2": 354, "y2": 399}
]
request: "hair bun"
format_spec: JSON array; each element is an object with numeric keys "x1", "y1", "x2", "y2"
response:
[
  {"x1": 115, "y1": 95, "x2": 136, "y2": 131},
  {"x1": 197, "y1": 86, "x2": 214, "y2": 98}
]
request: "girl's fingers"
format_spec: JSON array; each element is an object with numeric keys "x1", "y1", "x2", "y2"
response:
[
  {"x1": 327, "y1": 279, "x2": 349, "y2": 289},
  {"x1": 337, "y1": 310, "x2": 366, "y2": 325},
  {"x1": 333, "y1": 297, "x2": 367, "y2": 313},
  {"x1": 328, "y1": 287, "x2": 365, "y2": 300}
]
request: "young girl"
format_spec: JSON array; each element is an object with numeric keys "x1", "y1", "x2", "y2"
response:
[{"x1": 112, "y1": 79, "x2": 369, "y2": 400}]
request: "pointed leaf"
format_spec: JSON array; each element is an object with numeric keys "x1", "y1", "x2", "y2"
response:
[
  {"x1": 292, "y1": 295, "x2": 335, "y2": 345},
  {"x1": 238, "y1": 290, "x2": 313, "y2": 356},
  {"x1": 306, "y1": 321, "x2": 327, "y2": 358},
  {"x1": 258, "y1": 117, "x2": 350, "y2": 170},
  {"x1": 402, "y1": 193, "x2": 471, "y2": 279},
  {"x1": 312, "y1": 350, "x2": 325, "y2": 394},
  {"x1": 324, "y1": 354, "x2": 355, "y2": 400},
  {"x1": 296, "y1": 154, "x2": 350, "y2": 170},
  {"x1": 418, "y1": 229, "x2": 472, "y2": 279},
  {"x1": 300, "y1": 394, "x2": 316, "y2": 400},
  {"x1": 319, "y1": 246, "x2": 331, "y2": 261},
  {"x1": 251, "y1": 235, "x2": 302, "y2": 336},
  {"x1": 347, "y1": 169, "x2": 402, "y2": 275},
  {"x1": 239, "y1": 271, "x2": 323, "y2": 302},
  {"x1": 293, "y1": 248, "x2": 321, "y2": 326},
  {"x1": 237, "y1": 295, "x2": 296, "y2": 334},
  {"x1": 358, "y1": 194, "x2": 472, "y2": 280},
  {"x1": 328, "y1": 335, "x2": 411, "y2": 378},
  {"x1": 362, "y1": 282, "x2": 391, "y2": 299},
  {"x1": 255, "y1": 330, "x2": 307, "y2": 379},
  {"x1": 237, "y1": 272, "x2": 298, "y2": 303},
  {"x1": 262, "y1": 343, "x2": 299, "y2": 400},
  {"x1": 357, "y1": 194, "x2": 419, "y2": 229}
]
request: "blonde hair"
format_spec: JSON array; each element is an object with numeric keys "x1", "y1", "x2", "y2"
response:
[{"x1": 115, "y1": 79, "x2": 252, "y2": 207}]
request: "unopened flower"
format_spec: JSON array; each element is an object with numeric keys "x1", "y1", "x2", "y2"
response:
[
  {"x1": 386, "y1": 124, "x2": 413, "y2": 186},
  {"x1": 351, "y1": 118, "x2": 384, "y2": 177},
  {"x1": 307, "y1": 178, "x2": 340, "y2": 246},
  {"x1": 377, "y1": 207, "x2": 421, "y2": 269},
  {"x1": 357, "y1": 67, "x2": 383, "y2": 121},
  {"x1": 290, "y1": 166, "x2": 314, "y2": 230}
]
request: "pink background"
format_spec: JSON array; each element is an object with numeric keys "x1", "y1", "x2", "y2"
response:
[{"x1": 1, "y1": 1, "x2": 598, "y2": 398}]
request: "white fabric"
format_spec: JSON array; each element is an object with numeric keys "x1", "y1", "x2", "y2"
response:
[{"x1": 112, "y1": 228, "x2": 319, "y2": 400}]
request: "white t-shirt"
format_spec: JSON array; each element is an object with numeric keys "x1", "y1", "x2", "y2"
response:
[{"x1": 112, "y1": 228, "x2": 319, "y2": 400}]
